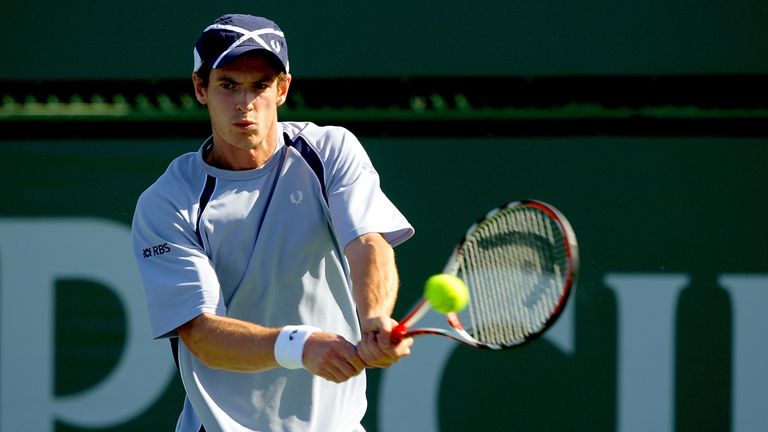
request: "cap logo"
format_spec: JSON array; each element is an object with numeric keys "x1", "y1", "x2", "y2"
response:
[
  {"x1": 270, "y1": 40, "x2": 282, "y2": 53},
  {"x1": 203, "y1": 24, "x2": 286, "y2": 70}
]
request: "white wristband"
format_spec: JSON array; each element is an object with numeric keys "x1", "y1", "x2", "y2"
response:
[{"x1": 274, "y1": 325, "x2": 321, "y2": 369}]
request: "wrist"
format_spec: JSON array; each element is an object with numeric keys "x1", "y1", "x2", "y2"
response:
[{"x1": 274, "y1": 325, "x2": 321, "y2": 369}]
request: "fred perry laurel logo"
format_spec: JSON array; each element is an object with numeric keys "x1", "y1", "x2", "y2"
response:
[
  {"x1": 143, "y1": 243, "x2": 171, "y2": 259},
  {"x1": 290, "y1": 190, "x2": 303, "y2": 205}
]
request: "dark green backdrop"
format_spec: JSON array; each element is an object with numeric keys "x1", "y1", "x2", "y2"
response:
[
  {"x1": 1, "y1": 135, "x2": 765, "y2": 430},
  {"x1": 3, "y1": 0, "x2": 768, "y2": 80},
  {"x1": 2, "y1": 1, "x2": 767, "y2": 430}
]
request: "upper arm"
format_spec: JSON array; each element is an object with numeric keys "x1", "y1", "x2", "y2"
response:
[
  {"x1": 344, "y1": 232, "x2": 399, "y2": 319},
  {"x1": 321, "y1": 128, "x2": 414, "y2": 249},
  {"x1": 131, "y1": 189, "x2": 225, "y2": 339},
  {"x1": 344, "y1": 232, "x2": 393, "y2": 261}
]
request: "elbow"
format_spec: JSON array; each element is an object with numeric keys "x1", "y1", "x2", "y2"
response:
[
  {"x1": 346, "y1": 232, "x2": 393, "y2": 259},
  {"x1": 177, "y1": 314, "x2": 224, "y2": 369},
  {"x1": 187, "y1": 344, "x2": 222, "y2": 370}
]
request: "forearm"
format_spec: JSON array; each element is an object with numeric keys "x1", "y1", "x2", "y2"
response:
[
  {"x1": 177, "y1": 313, "x2": 280, "y2": 372},
  {"x1": 177, "y1": 313, "x2": 366, "y2": 382},
  {"x1": 345, "y1": 233, "x2": 399, "y2": 320},
  {"x1": 345, "y1": 232, "x2": 413, "y2": 367}
]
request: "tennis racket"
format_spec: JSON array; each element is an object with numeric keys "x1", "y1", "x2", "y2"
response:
[{"x1": 391, "y1": 200, "x2": 579, "y2": 350}]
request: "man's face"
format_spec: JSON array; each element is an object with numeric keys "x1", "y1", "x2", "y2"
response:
[{"x1": 194, "y1": 54, "x2": 290, "y2": 152}]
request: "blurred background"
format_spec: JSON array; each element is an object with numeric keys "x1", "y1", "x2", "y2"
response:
[{"x1": 1, "y1": 1, "x2": 767, "y2": 431}]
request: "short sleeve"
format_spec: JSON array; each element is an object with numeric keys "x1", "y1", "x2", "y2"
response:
[
  {"x1": 131, "y1": 188, "x2": 225, "y2": 339},
  {"x1": 324, "y1": 129, "x2": 414, "y2": 248}
]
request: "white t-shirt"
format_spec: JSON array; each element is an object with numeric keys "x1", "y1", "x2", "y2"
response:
[{"x1": 131, "y1": 122, "x2": 413, "y2": 432}]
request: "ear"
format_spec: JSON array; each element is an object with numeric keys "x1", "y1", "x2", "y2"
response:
[
  {"x1": 192, "y1": 73, "x2": 207, "y2": 105},
  {"x1": 276, "y1": 74, "x2": 292, "y2": 107}
]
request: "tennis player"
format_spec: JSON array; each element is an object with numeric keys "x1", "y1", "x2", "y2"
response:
[{"x1": 131, "y1": 14, "x2": 414, "y2": 432}]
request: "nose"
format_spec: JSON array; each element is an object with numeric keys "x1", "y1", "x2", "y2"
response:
[{"x1": 235, "y1": 90, "x2": 257, "y2": 113}]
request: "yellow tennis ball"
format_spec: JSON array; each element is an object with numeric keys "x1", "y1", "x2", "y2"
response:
[{"x1": 424, "y1": 274, "x2": 469, "y2": 314}]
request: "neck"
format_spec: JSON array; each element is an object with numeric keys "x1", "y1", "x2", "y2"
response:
[{"x1": 205, "y1": 131, "x2": 278, "y2": 170}]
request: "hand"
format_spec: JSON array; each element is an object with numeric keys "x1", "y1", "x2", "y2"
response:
[
  {"x1": 302, "y1": 332, "x2": 366, "y2": 383},
  {"x1": 356, "y1": 316, "x2": 413, "y2": 369}
]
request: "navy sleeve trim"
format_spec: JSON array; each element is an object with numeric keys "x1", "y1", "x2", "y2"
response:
[
  {"x1": 195, "y1": 175, "x2": 217, "y2": 247},
  {"x1": 284, "y1": 132, "x2": 328, "y2": 204}
]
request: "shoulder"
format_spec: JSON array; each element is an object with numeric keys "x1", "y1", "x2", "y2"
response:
[
  {"x1": 281, "y1": 121, "x2": 368, "y2": 166},
  {"x1": 135, "y1": 151, "x2": 207, "y2": 217},
  {"x1": 282, "y1": 121, "x2": 360, "y2": 150}
]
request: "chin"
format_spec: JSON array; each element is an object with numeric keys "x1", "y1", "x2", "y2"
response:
[{"x1": 228, "y1": 133, "x2": 263, "y2": 150}]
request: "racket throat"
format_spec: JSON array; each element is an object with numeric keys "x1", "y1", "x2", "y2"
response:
[
  {"x1": 398, "y1": 298, "x2": 431, "y2": 329},
  {"x1": 447, "y1": 312, "x2": 464, "y2": 330}
]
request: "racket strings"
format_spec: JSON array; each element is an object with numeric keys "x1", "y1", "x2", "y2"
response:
[
  {"x1": 466, "y1": 219, "x2": 514, "y2": 344},
  {"x1": 458, "y1": 205, "x2": 568, "y2": 346}
]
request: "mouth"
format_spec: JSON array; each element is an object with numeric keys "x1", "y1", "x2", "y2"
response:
[{"x1": 233, "y1": 120, "x2": 257, "y2": 130}]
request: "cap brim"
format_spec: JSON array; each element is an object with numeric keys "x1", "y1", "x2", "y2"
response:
[{"x1": 216, "y1": 45, "x2": 286, "y2": 73}]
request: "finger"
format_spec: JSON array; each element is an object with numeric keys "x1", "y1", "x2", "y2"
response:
[
  {"x1": 396, "y1": 343, "x2": 412, "y2": 357},
  {"x1": 354, "y1": 334, "x2": 372, "y2": 363},
  {"x1": 320, "y1": 358, "x2": 349, "y2": 383},
  {"x1": 333, "y1": 361, "x2": 358, "y2": 381},
  {"x1": 359, "y1": 331, "x2": 380, "y2": 354},
  {"x1": 360, "y1": 333, "x2": 387, "y2": 364},
  {"x1": 376, "y1": 328, "x2": 393, "y2": 350},
  {"x1": 357, "y1": 350, "x2": 386, "y2": 368},
  {"x1": 328, "y1": 359, "x2": 362, "y2": 383},
  {"x1": 360, "y1": 317, "x2": 386, "y2": 335},
  {"x1": 394, "y1": 336, "x2": 414, "y2": 356},
  {"x1": 334, "y1": 341, "x2": 366, "y2": 374},
  {"x1": 326, "y1": 372, "x2": 345, "y2": 384},
  {"x1": 344, "y1": 349, "x2": 366, "y2": 371},
  {"x1": 372, "y1": 336, "x2": 412, "y2": 366},
  {"x1": 397, "y1": 335, "x2": 414, "y2": 350}
]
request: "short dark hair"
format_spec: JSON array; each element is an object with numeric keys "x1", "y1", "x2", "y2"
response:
[{"x1": 195, "y1": 62, "x2": 214, "y2": 88}]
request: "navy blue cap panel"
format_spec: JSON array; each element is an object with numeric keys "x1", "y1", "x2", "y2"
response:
[{"x1": 193, "y1": 14, "x2": 289, "y2": 73}]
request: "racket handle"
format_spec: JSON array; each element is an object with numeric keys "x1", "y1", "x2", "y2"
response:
[{"x1": 390, "y1": 323, "x2": 408, "y2": 344}]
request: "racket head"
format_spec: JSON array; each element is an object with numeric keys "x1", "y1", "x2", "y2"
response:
[{"x1": 442, "y1": 200, "x2": 578, "y2": 350}]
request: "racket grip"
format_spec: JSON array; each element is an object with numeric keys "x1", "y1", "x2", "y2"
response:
[{"x1": 390, "y1": 323, "x2": 407, "y2": 344}]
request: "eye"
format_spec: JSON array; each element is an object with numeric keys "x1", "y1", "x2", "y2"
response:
[{"x1": 220, "y1": 81, "x2": 237, "y2": 90}]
